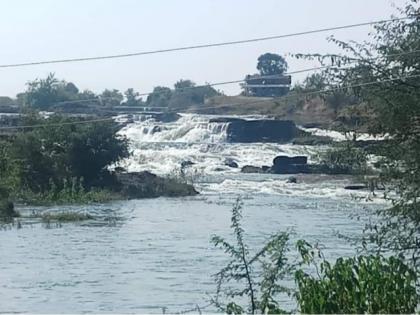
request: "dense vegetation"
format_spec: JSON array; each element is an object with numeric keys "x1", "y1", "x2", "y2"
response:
[
  {"x1": 211, "y1": 1, "x2": 420, "y2": 313},
  {"x1": 212, "y1": 200, "x2": 419, "y2": 314},
  {"x1": 242, "y1": 53, "x2": 291, "y2": 97},
  {"x1": 0, "y1": 113, "x2": 129, "y2": 213},
  {"x1": 2, "y1": 73, "x2": 221, "y2": 111},
  {"x1": 299, "y1": 0, "x2": 420, "y2": 269}
]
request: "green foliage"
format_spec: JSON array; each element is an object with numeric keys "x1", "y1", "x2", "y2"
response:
[
  {"x1": 146, "y1": 80, "x2": 219, "y2": 109},
  {"x1": 257, "y1": 53, "x2": 288, "y2": 75},
  {"x1": 146, "y1": 86, "x2": 172, "y2": 107},
  {"x1": 211, "y1": 198, "x2": 291, "y2": 314},
  {"x1": 1, "y1": 114, "x2": 129, "y2": 205},
  {"x1": 23, "y1": 73, "x2": 86, "y2": 110},
  {"x1": 123, "y1": 88, "x2": 143, "y2": 106},
  {"x1": 17, "y1": 177, "x2": 119, "y2": 205},
  {"x1": 40, "y1": 211, "x2": 93, "y2": 223},
  {"x1": 0, "y1": 199, "x2": 19, "y2": 221},
  {"x1": 100, "y1": 89, "x2": 123, "y2": 107},
  {"x1": 295, "y1": 0, "x2": 420, "y2": 265},
  {"x1": 319, "y1": 141, "x2": 369, "y2": 174},
  {"x1": 9, "y1": 114, "x2": 129, "y2": 191},
  {"x1": 295, "y1": 241, "x2": 418, "y2": 314}
]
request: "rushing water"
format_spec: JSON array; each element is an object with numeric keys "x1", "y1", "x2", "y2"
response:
[{"x1": 0, "y1": 114, "x2": 381, "y2": 313}]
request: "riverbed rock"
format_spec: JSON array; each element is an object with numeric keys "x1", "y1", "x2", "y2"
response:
[
  {"x1": 226, "y1": 119, "x2": 298, "y2": 143},
  {"x1": 344, "y1": 185, "x2": 367, "y2": 190},
  {"x1": 224, "y1": 158, "x2": 238, "y2": 168},
  {"x1": 271, "y1": 155, "x2": 308, "y2": 174},
  {"x1": 286, "y1": 176, "x2": 297, "y2": 183},
  {"x1": 181, "y1": 160, "x2": 195, "y2": 168},
  {"x1": 116, "y1": 171, "x2": 198, "y2": 198},
  {"x1": 151, "y1": 125, "x2": 162, "y2": 134}
]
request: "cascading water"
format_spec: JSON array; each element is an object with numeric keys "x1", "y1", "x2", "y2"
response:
[{"x1": 118, "y1": 113, "x2": 381, "y2": 200}]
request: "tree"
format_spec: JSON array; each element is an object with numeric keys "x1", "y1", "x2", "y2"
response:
[
  {"x1": 297, "y1": 0, "x2": 420, "y2": 267},
  {"x1": 123, "y1": 88, "x2": 142, "y2": 106},
  {"x1": 257, "y1": 53, "x2": 288, "y2": 75},
  {"x1": 24, "y1": 73, "x2": 61, "y2": 110},
  {"x1": 211, "y1": 198, "x2": 292, "y2": 314},
  {"x1": 23, "y1": 74, "x2": 85, "y2": 110},
  {"x1": 174, "y1": 79, "x2": 195, "y2": 90},
  {"x1": 170, "y1": 80, "x2": 219, "y2": 108},
  {"x1": 100, "y1": 89, "x2": 123, "y2": 107},
  {"x1": 146, "y1": 86, "x2": 172, "y2": 107},
  {"x1": 8, "y1": 115, "x2": 129, "y2": 191}
]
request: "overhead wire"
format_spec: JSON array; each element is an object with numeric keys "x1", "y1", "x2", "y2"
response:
[
  {"x1": 1, "y1": 72, "x2": 419, "y2": 130},
  {"x1": 0, "y1": 16, "x2": 414, "y2": 69},
  {"x1": 47, "y1": 48, "x2": 420, "y2": 108}
]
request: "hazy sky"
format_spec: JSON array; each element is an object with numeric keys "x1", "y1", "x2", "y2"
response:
[{"x1": 0, "y1": 0, "x2": 406, "y2": 97}]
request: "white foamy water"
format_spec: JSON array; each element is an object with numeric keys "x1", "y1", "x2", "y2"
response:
[{"x1": 118, "y1": 113, "x2": 379, "y2": 201}]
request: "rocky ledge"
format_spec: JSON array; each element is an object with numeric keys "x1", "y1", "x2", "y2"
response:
[
  {"x1": 115, "y1": 171, "x2": 198, "y2": 199},
  {"x1": 241, "y1": 155, "x2": 351, "y2": 175}
]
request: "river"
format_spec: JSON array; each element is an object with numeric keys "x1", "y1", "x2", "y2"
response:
[{"x1": 0, "y1": 114, "x2": 381, "y2": 313}]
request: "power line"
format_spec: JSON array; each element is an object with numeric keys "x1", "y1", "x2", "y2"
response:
[
  {"x1": 49, "y1": 48, "x2": 420, "y2": 107},
  {"x1": 0, "y1": 16, "x2": 413, "y2": 69},
  {"x1": 1, "y1": 73, "x2": 418, "y2": 130}
]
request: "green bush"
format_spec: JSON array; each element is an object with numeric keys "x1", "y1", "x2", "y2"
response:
[
  {"x1": 0, "y1": 199, "x2": 19, "y2": 220},
  {"x1": 211, "y1": 198, "x2": 292, "y2": 314},
  {"x1": 295, "y1": 241, "x2": 418, "y2": 314},
  {"x1": 8, "y1": 114, "x2": 129, "y2": 192},
  {"x1": 40, "y1": 211, "x2": 93, "y2": 223},
  {"x1": 319, "y1": 141, "x2": 369, "y2": 174},
  {"x1": 17, "y1": 177, "x2": 119, "y2": 205}
]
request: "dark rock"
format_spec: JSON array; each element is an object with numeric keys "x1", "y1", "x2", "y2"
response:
[
  {"x1": 116, "y1": 171, "x2": 198, "y2": 198},
  {"x1": 224, "y1": 158, "x2": 239, "y2": 168},
  {"x1": 153, "y1": 112, "x2": 181, "y2": 123},
  {"x1": 151, "y1": 126, "x2": 162, "y2": 134},
  {"x1": 226, "y1": 119, "x2": 298, "y2": 143},
  {"x1": 261, "y1": 165, "x2": 271, "y2": 172},
  {"x1": 301, "y1": 122, "x2": 322, "y2": 128},
  {"x1": 271, "y1": 155, "x2": 308, "y2": 174},
  {"x1": 181, "y1": 160, "x2": 195, "y2": 168},
  {"x1": 286, "y1": 176, "x2": 297, "y2": 183},
  {"x1": 344, "y1": 185, "x2": 367, "y2": 190}
]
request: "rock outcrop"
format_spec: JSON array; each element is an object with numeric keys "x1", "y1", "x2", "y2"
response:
[
  {"x1": 271, "y1": 155, "x2": 308, "y2": 174},
  {"x1": 226, "y1": 119, "x2": 298, "y2": 143},
  {"x1": 116, "y1": 171, "x2": 198, "y2": 198}
]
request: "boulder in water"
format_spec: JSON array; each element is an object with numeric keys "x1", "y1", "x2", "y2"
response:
[
  {"x1": 151, "y1": 126, "x2": 162, "y2": 134},
  {"x1": 286, "y1": 176, "x2": 297, "y2": 183},
  {"x1": 116, "y1": 171, "x2": 198, "y2": 198},
  {"x1": 272, "y1": 155, "x2": 308, "y2": 174},
  {"x1": 181, "y1": 160, "x2": 195, "y2": 168},
  {"x1": 224, "y1": 158, "x2": 239, "y2": 168},
  {"x1": 226, "y1": 119, "x2": 298, "y2": 143},
  {"x1": 344, "y1": 185, "x2": 367, "y2": 190}
]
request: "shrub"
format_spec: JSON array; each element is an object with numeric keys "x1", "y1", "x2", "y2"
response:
[
  {"x1": 0, "y1": 199, "x2": 19, "y2": 220},
  {"x1": 40, "y1": 211, "x2": 93, "y2": 223},
  {"x1": 211, "y1": 198, "x2": 292, "y2": 314},
  {"x1": 295, "y1": 241, "x2": 418, "y2": 314},
  {"x1": 319, "y1": 141, "x2": 369, "y2": 174}
]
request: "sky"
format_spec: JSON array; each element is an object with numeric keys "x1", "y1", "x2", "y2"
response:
[{"x1": 0, "y1": 0, "x2": 406, "y2": 98}]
